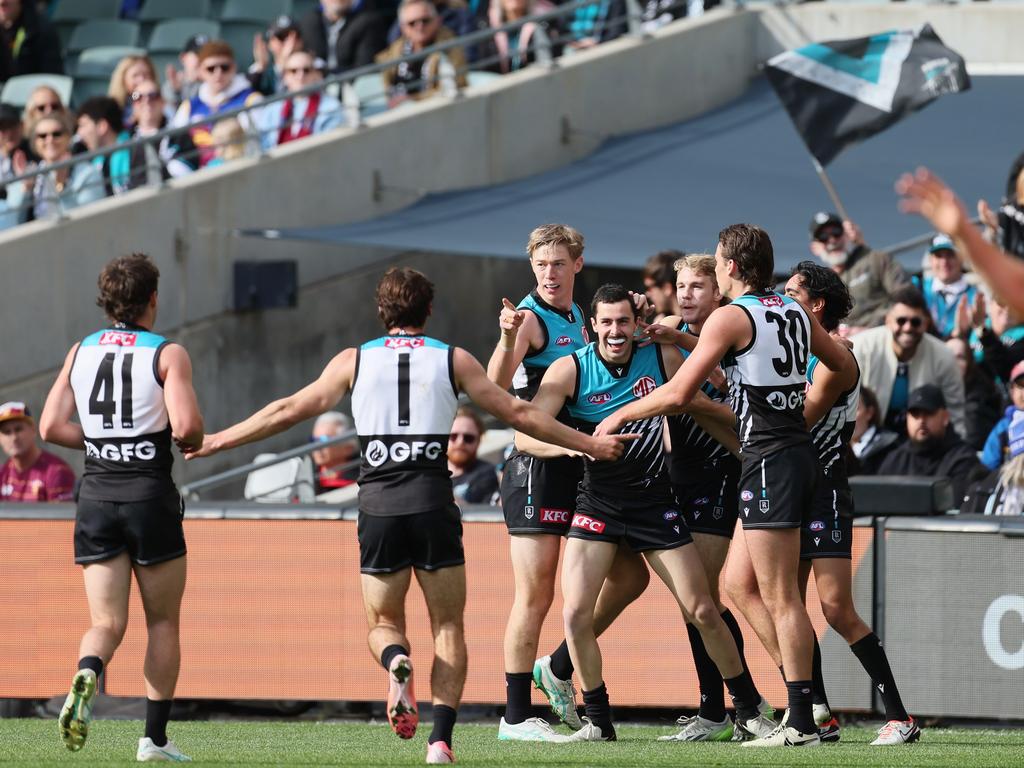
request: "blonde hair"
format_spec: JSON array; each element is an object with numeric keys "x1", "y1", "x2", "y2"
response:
[
  {"x1": 211, "y1": 118, "x2": 247, "y2": 161},
  {"x1": 673, "y1": 253, "x2": 716, "y2": 280},
  {"x1": 1000, "y1": 453, "x2": 1024, "y2": 492},
  {"x1": 526, "y1": 223, "x2": 584, "y2": 261},
  {"x1": 22, "y1": 86, "x2": 68, "y2": 131},
  {"x1": 108, "y1": 55, "x2": 159, "y2": 108}
]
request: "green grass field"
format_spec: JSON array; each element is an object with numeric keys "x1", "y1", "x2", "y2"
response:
[{"x1": 1, "y1": 719, "x2": 1023, "y2": 767}]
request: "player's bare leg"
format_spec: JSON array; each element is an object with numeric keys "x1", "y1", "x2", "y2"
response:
[
  {"x1": 725, "y1": 527, "x2": 782, "y2": 667},
  {"x1": 362, "y1": 570, "x2": 418, "y2": 740}
]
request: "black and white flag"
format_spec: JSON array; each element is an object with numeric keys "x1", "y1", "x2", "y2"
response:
[{"x1": 764, "y1": 24, "x2": 970, "y2": 166}]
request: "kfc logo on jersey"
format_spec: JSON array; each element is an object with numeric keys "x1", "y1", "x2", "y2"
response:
[
  {"x1": 554, "y1": 335, "x2": 573, "y2": 347},
  {"x1": 98, "y1": 331, "x2": 137, "y2": 346},
  {"x1": 364, "y1": 438, "x2": 442, "y2": 467},
  {"x1": 758, "y1": 295, "x2": 784, "y2": 308},
  {"x1": 384, "y1": 337, "x2": 426, "y2": 349},
  {"x1": 632, "y1": 376, "x2": 657, "y2": 398},
  {"x1": 809, "y1": 520, "x2": 826, "y2": 532},
  {"x1": 541, "y1": 508, "x2": 570, "y2": 523},
  {"x1": 588, "y1": 393, "x2": 612, "y2": 405},
  {"x1": 571, "y1": 513, "x2": 606, "y2": 534}
]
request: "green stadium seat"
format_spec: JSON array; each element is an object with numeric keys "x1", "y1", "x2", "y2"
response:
[
  {"x1": 220, "y1": 0, "x2": 293, "y2": 23},
  {"x1": 148, "y1": 19, "x2": 222, "y2": 54},
  {"x1": 291, "y1": 0, "x2": 319, "y2": 19},
  {"x1": 71, "y1": 76, "x2": 115, "y2": 108},
  {"x1": 1, "y1": 74, "x2": 74, "y2": 108},
  {"x1": 52, "y1": 0, "x2": 123, "y2": 48},
  {"x1": 74, "y1": 46, "x2": 146, "y2": 79},
  {"x1": 219, "y1": 21, "x2": 263, "y2": 69},
  {"x1": 66, "y1": 20, "x2": 141, "y2": 71},
  {"x1": 139, "y1": 0, "x2": 212, "y2": 22}
]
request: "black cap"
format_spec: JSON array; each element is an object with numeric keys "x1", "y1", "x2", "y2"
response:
[
  {"x1": 809, "y1": 211, "x2": 842, "y2": 237},
  {"x1": 907, "y1": 384, "x2": 946, "y2": 413},
  {"x1": 269, "y1": 14, "x2": 298, "y2": 38},
  {"x1": 182, "y1": 33, "x2": 210, "y2": 54},
  {"x1": 0, "y1": 102, "x2": 20, "y2": 128}
]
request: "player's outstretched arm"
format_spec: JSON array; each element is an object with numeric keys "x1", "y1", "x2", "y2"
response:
[
  {"x1": 39, "y1": 345, "x2": 85, "y2": 450},
  {"x1": 803, "y1": 351, "x2": 855, "y2": 428},
  {"x1": 160, "y1": 344, "x2": 204, "y2": 452},
  {"x1": 486, "y1": 299, "x2": 542, "y2": 389},
  {"x1": 513, "y1": 357, "x2": 581, "y2": 459},
  {"x1": 185, "y1": 347, "x2": 356, "y2": 459},
  {"x1": 455, "y1": 348, "x2": 631, "y2": 461}
]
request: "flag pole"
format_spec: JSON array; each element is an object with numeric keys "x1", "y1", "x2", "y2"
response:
[{"x1": 811, "y1": 157, "x2": 851, "y2": 222}]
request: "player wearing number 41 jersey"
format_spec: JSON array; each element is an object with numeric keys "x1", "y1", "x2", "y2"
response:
[
  {"x1": 597, "y1": 225, "x2": 855, "y2": 747},
  {"x1": 40, "y1": 253, "x2": 204, "y2": 762},
  {"x1": 186, "y1": 267, "x2": 631, "y2": 765}
]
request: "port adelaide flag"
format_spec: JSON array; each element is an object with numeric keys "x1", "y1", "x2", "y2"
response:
[{"x1": 764, "y1": 24, "x2": 970, "y2": 166}]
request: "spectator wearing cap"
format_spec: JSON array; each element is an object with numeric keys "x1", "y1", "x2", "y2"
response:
[
  {"x1": 124, "y1": 79, "x2": 196, "y2": 188},
  {"x1": 962, "y1": 409, "x2": 1024, "y2": 516},
  {"x1": 171, "y1": 40, "x2": 262, "y2": 168},
  {"x1": 163, "y1": 34, "x2": 209, "y2": 111},
  {"x1": 0, "y1": 0, "x2": 63, "y2": 77},
  {"x1": 809, "y1": 211, "x2": 911, "y2": 331},
  {"x1": 377, "y1": 0, "x2": 467, "y2": 106},
  {"x1": 946, "y1": 335, "x2": 1002, "y2": 452},
  {"x1": 876, "y1": 384, "x2": 986, "y2": 506},
  {"x1": 448, "y1": 406, "x2": 498, "y2": 505},
  {"x1": 0, "y1": 402, "x2": 75, "y2": 502},
  {"x1": 249, "y1": 15, "x2": 304, "y2": 96},
  {"x1": 75, "y1": 97, "x2": 132, "y2": 196},
  {"x1": 852, "y1": 286, "x2": 966, "y2": 437},
  {"x1": 298, "y1": 0, "x2": 387, "y2": 76},
  {"x1": 914, "y1": 234, "x2": 979, "y2": 340},
  {"x1": 254, "y1": 49, "x2": 343, "y2": 151},
  {"x1": 311, "y1": 411, "x2": 359, "y2": 493},
  {"x1": 980, "y1": 360, "x2": 1024, "y2": 471}
]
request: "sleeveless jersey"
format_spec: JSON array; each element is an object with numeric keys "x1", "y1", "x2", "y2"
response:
[
  {"x1": 567, "y1": 342, "x2": 672, "y2": 499},
  {"x1": 807, "y1": 352, "x2": 861, "y2": 475},
  {"x1": 512, "y1": 291, "x2": 588, "y2": 403},
  {"x1": 723, "y1": 292, "x2": 812, "y2": 456},
  {"x1": 69, "y1": 325, "x2": 174, "y2": 502},
  {"x1": 666, "y1": 321, "x2": 730, "y2": 476},
  {"x1": 351, "y1": 335, "x2": 459, "y2": 516}
]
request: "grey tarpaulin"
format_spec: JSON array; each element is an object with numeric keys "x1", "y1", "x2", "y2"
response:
[{"x1": 238, "y1": 76, "x2": 1022, "y2": 272}]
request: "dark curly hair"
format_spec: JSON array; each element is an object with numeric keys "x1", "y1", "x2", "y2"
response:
[
  {"x1": 96, "y1": 253, "x2": 159, "y2": 324},
  {"x1": 376, "y1": 267, "x2": 434, "y2": 330},
  {"x1": 790, "y1": 260, "x2": 854, "y2": 332}
]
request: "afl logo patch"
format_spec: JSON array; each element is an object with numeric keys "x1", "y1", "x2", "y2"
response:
[
  {"x1": 632, "y1": 376, "x2": 657, "y2": 398},
  {"x1": 741, "y1": 490, "x2": 754, "y2": 502},
  {"x1": 809, "y1": 520, "x2": 825, "y2": 532},
  {"x1": 555, "y1": 335, "x2": 573, "y2": 347},
  {"x1": 365, "y1": 440, "x2": 389, "y2": 467},
  {"x1": 588, "y1": 393, "x2": 612, "y2": 405}
]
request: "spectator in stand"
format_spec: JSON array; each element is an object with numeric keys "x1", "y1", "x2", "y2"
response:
[
  {"x1": 0, "y1": 401, "x2": 75, "y2": 502},
  {"x1": 962, "y1": 410, "x2": 1024, "y2": 516},
  {"x1": 642, "y1": 249, "x2": 682, "y2": 322},
  {"x1": 310, "y1": 411, "x2": 359, "y2": 493},
  {"x1": 877, "y1": 384, "x2": 986, "y2": 507},
  {"x1": 298, "y1": 0, "x2": 387, "y2": 76},
  {"x1": 21, "y1": 85, "x2": 68, "y2": 135},
  {"x1": 162, "y1": 34, "x2": 209, "y2": 112},
  {"x1": 852, "y1": 286, "x2": 965, "y2": 438},
  {"x1": 914, "y1": 234, "x2": 978, "y2": 340},
  {"x1": 849, "y1": 385, "x2": 901, "y2": 476},
  {"x1": 249, "y1": 15, "x2": 303, "y2": 96},
  {"x1": 0, "y1": 102, "x2": 30, "y2": 178},
  {"x1": 387, "y1": 0, "x2": 484, "y2": 56},
  {"x1": 974, "y1": 294, "x2": 1024, "y2": 387},
  {"x1": 378, "y1": 0, "x2": 467, "y2": 107},
  {"x1": 480, "y1": 0, "x2": 556, "y2": 74},
  {"x1": 0, "y1": 0, "x2": 63, "y2": 77},
  {"x1": 206, "y1": 118, "x2": 253, "y2": 167},
  {"x1": 171, "y1": 41, "x2": 262, "y2": 169},
  {"x1": 6, "y1": 112, "x2": 105, "y2": 222},
  {"x1": 809, "y1": 212, "x2": 911, "y2": 331},
  {"x1": 448, "y1": 406, "x2": 498, "y2": 505},
  {"x1": 124, "y1": 79, "x2": 196, "y2": 188},
  {"x1": 978, "y1": 150, "x2": 1024, "y2": 261},
  {"x1": 75, "y1": 97, "x2": 131, "y2": 196},
  {"x1": 107, "y1": 54, "x2": 160, "y2": 126},
  {"x1": 946, "y1": 336, "x2": 1002, "y2": 452},
  {"x1": 254, "y1": 50, "x2": 343, "y2": 151},
  {"x1": 981, "y1": 361, "x2": 1024, "y2": 472},
  {"x1": 564, "y1": 0, "x2": 626, "y2": 50}
]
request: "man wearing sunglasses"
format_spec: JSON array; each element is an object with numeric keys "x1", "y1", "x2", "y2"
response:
[
  {"x1": 808, "y1": 211, "x2": 910, "y2": 332},
  {"x1": 377, "y1": 0, "x2": 467, "y2": 107},
  {"x1": 851, "y1": 286, "x2": 966, "y2": 438},
  {"x1": 448, "y1": 406, "x2": 498, "y2": 505}
]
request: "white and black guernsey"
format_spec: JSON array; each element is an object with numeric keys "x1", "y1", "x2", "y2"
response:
[
  {"x1": 351, "y1": 334, "x2": 459, "y2": 516},
  {"x1": 723, "y1": 292, "x2": 813, "y2": 457},
  {"x1": 566, "y1": 342, "x2": 672, "y2": 501},
  {"x1": 807, "y1": 352, "x2": 861, "y2": 478},
  {"x1": 69, "y1": 325, "x2": 175, "y2": 502},
  {"x1": 666, "y1": 321, "x2": 732, "y2": 484}
]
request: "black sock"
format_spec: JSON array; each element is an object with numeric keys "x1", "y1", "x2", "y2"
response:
[
  {"x1": 380, "y1": 644, "x2": 409, "y2": 672},
  {"x1": 720, "y1": 609, "x2": 750, "y2": 675},
  {"x1": 811, "y1": 636, "x2": 830, "y2": 709},
  {"x1": 428, "y1": 704, "x2": 457, "y2": 746},
  {"x1": 549, "y1": 641, "x2": 574, "y2": 681},
  {"x1": 504, "y1": 672, "x2": 533, "y2": 725},
  {"x1": 144, "y1": 699, "x2": 173, "y2": 747},
  {"x1": 685, "y1": 623, "x2": 726, "y2": 721},
  {"x1": 582, "y1": 683, "x2": 615, "y2": 740},
  {"x1": 77, "y1": 656, "x2": 104, "y2": 677},
  {"x1": 785, "y1": 681, "x2": 815, "y2": 734},
  {"x1": 850, "y1": 633, "x2": 909, "y2": 721},
  {"x1": 724, "y1": 670, "x2": 760, "y2": 722}
]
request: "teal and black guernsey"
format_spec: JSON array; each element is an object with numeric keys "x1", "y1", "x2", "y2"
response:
[
  {"x1": 512, "y1": 291, "x2": 588, "y2": 415},
  {"x1": 566, "y1": 342, "x2": 672, "y2": 500}
]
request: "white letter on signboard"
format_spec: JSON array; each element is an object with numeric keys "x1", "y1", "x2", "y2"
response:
[{"x1": 983, "y1": 595, "x2": 1024, "y2": 670}]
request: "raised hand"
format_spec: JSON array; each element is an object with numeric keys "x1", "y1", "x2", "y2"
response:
[
  {"x1": 499, "y1": 297, "x2": 525, "y2": 333},
  {"x1": 181, "y1": 433, "x2": 220, "y2": 460},
  {"x1": 896, "y1": 168, "x2": 969, "y2": 238}
]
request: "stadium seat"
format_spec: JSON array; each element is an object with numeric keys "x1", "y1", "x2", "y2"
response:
[
  {"x1": 148, "y1": 18, "x2": 222, "y2": 56},
  {"x1": 219, "y1": 0, "x2": 294, "y2": 23},
  {"x1": 291, "y1": 0, "x2": 318, "y2": 19},
  {"x1": 66, "y1": 20, "x2": 141, "y2": 71},
  {"x1": 71, "y1": 76, "x2": 114, "y2": 108},
  {"x1": 219, "y1": 21, "x2": 263, "y2": 69},
  {"x1": 243, "y1": 453, "x2": 316, "y2": 503},
  {"x1": 139, "y1": 0, "x2": 213, "y2": 43},
  {"x1": 1, "y1": 74, "x2": 73, "y2": 108},
  {"x1": 351, "y1": 73, "x2": 389, "y2": 113},
  {"x1": 52, "y1": 0, "x2": 123, "y2": 48},
  {"x1": 74, "y1": 45, "x2": 146, "y2": 78},
  {"x1": 467, "y1": 71, "x2": 501, "y2": 88}
]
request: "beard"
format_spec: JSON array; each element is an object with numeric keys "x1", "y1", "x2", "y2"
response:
[
  {"x1": 448, "y1": 446, "x2": 474, "y2": 468},
  {"x1": 821, "y1": 245, "x2": 851, "y2": 267}
]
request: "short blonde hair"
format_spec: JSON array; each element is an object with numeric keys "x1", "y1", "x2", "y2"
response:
[
  {"x1": 673, "y1": 253, "x2": 716, "y2": 280},
  {"x1": 108, "y1": 55, "x2": 158, "y2": 108},
  {"x1": 526, "y1": 223, "x2": 584, "y2": 261}
]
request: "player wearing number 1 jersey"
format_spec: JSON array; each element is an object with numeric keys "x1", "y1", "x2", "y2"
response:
[
  {"x1": 40, "y1": 253, "x2": 205, "y2": 762},
  {"x1": 595, "y1": 225, "x2": 853, "y2": 747},
  {"x1": 186, "y1": 267, "x2": 631, "y2": 765}
]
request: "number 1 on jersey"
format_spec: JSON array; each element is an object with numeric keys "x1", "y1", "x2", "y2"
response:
[
  {"x1": 397, "y1": 351, "x2": 411, "y2": 427},
  {"x1": 88, "y1": 352, "x2": 134, "y2": 429}
]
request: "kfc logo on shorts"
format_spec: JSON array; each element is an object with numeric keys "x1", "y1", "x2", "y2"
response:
[
  {"x1": 98, "y1": 331, "x2": 137, "y2": 346},
  {"x1": 541, "y1": 508, "x2": 570, "y2": 523},
  {"x1": 632, "y1": 376, "x2": 657, "y2": 398},
  {"x1": 588, "y1": 393, "x2": 613, "y2": 405},
  {"x1": 554, "y1": 335, "x2": 573, "y2": 347},
  {"x1": 663, "y1": 510, "x2": 679, "y2": 521},
  {"x1": 741, "y1": 490, "x2": 754, "y2": 502},
  {"x1": 384, "y1": 337, "x2": 425, "y2": 349},
  {"x1": 809, "y1": 520, "x2": 826, "y2": 532},
  {"x1": 758, "y1": 295, "x2": 784, "y2": 308},
  {"x1": 571, "y1": 514, "x2": 606, "y2": 534}
]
